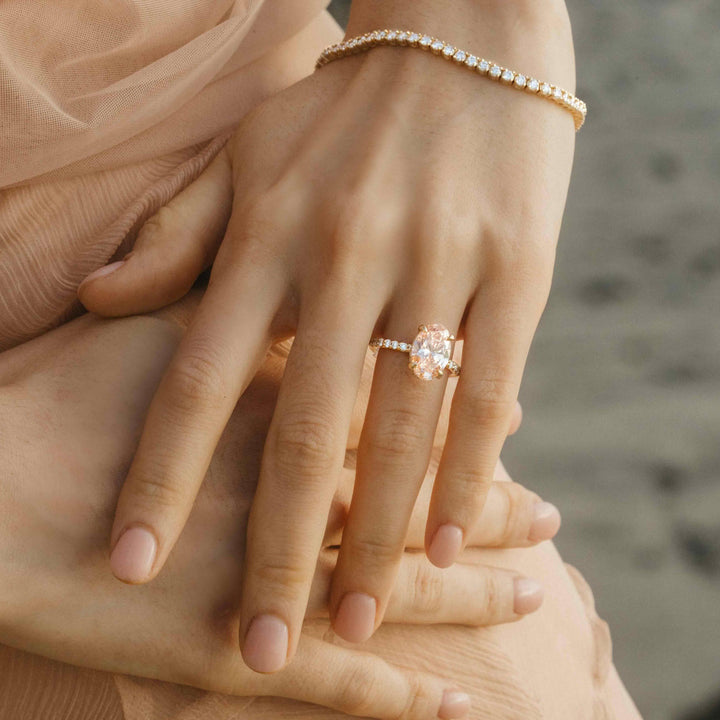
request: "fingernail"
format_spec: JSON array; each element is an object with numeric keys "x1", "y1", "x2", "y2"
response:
[
  {"x1": 528, "y1": 501, "x2": 561, "y2": 542},
  {"x1": 80, "y1": 260, "x2": 125, "y2": 287},
  {"x1": 334, "y1": 592, "x2": 377, "y2": 643},
  {"x1": 110, "y1": 526, "x2": 157, "y2": 583},
  {"x1": 508, "y1": 400, "x2": 523, "y2": 435},
  {"x1": 439, "y1": 689, "x2": 471, "y2": 719},
  {"x1": 427, "y1": 524, "x2": 464, "y2": 568},
  {"x1": 242, "y1": 614, "x2": 289, "y2": 673},
  {"x1": 514, "y1": 577, "x2": 544, "y2": 615}
]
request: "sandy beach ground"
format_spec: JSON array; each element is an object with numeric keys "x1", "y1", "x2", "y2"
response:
[{"x1": 328, "y1": 2, "x2": 720, "y2": 718}]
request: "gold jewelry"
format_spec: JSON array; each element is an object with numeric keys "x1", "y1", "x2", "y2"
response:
[
  {"x1": 316, "y1": 30, "x2": 587, "y2": 131},
  {"x1": 371, "y1": 323, "x2": 460, "y2": 381}
]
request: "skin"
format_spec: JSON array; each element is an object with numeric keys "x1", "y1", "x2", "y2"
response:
[
  {"x1": 78, "y1": 0, "x2": 577, "y2": 674},
  {"x1": 0, "y1": 295, "x2": 560, "y2": 720}
]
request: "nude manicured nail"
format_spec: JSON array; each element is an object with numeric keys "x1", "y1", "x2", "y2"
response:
[
  {"x1": 110, "y1": 526, "x2": 157, "y2": 583},
  {"x1": 438, "y1": 689, "x2": 471, "y2": 719},
  {"x1": 242, "y1": 615, "x2": 288, "y2": 673},
  {"x1": 528, "y1": 501, "x2": 561, "y2": 542},
  {"x1": 513, "y1": 577, "x2": 544, "y2": 615},
  {"x1": 80, "y1": 260, "x2": 125, "y2": 286},
  {"x1": 427, "y1": 524, "x2": 463, "y2": 568},
  {"x1": 334, "y1": 592, "x2": 376, "y2": 643}
]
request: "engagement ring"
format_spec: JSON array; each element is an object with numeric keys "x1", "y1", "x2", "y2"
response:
[{"x1": 370, "y1": 323, "x2": 460, "y2": 381}]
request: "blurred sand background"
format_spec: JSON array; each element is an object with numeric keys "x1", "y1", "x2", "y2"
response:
[{"x1": 327, "y1": 2, "x2": 720, "y2": 718}]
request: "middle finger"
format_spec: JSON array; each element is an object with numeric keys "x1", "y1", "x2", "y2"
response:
[{"x1": 239, "y1": 282, "x2": 382, "y2": 673}]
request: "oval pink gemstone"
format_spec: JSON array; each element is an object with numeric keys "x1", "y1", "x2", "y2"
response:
[{"x1": 409, "y1": 323, "x2": 452, "y2": 381}]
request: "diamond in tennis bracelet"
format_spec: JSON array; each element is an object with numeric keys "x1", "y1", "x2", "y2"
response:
[{"x1": 409, "y1": 324, "x2": 453, "y2": 381}]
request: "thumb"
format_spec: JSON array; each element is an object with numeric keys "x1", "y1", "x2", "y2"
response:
[{"x1": 78, "y1": 146, "x2": 233, "y2": 317}]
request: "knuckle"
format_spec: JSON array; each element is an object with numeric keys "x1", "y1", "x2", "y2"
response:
[
  {"x1": 169, "y1": 345, "x2": 228, "y2": 413},
  {"x1": 497, "y1": 482, "x2": 532, "y2": 546},
  {"x1": 224, "y1": 192, "x2": 288, "y2": 266},
  {"x1": 364, "y1": 408, "x2": 430, "y2": 462},
  {"x1": 415, "y1": 222, "x2": 466, "y2": 272},
  {"x1": 241, "y1": 190, "x2": 282, "y2": 232},
  {"x1": 272, "y1": 412, "x2": 338, "y2": 480},
  {"x1": 409, "y1": 562, "x2": 444, "y2": 618},
  {"x1": 478, "y1": 221, "x2": 518, "y2": 271},
  {"x1": 324, "y1": 198, "x2": 393, "y2": 284},
  {"x1": 480, "y1": 217, "x2": 554, "y2": 278},
  {"x1": 345, "y1": 534, "x2": 400, "y2": 570},
  {"x1": 459, "y1": 376, "x2": 518, "y2": 427},
  {"x1": 447, "y1": 465, "x2": 489, "y2": 499},
  {"x1": 395, "y1": 673, "x2": 435, "y2": 720},
  {"x1": 127, "y1": 467, "x2": 188, "y2": 512},
  {"x1": 332, "y1": 200, "x2": 367, "y2": 257},
  {"x1": 141, "y1": 205, "x2": 179, "y2": 241},
  {"x1": 251, "y1": 557, "x2": 309, "y2": 594},
  {"x1": 335, "y1": 659, "x2": 380, "y2": 716},
  {"x1": 483, "y1": 234, "x2": 555, "y2": 301},
  {"x1": 477, "y1": 570, "x2": 503, "y2": 623}
]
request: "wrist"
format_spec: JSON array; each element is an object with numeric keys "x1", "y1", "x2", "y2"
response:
[{"x1": 341, "y1": 0, "x2": 575, "y2": 94}]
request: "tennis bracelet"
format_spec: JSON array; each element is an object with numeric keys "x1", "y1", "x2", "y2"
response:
[{"x1": 316, "y1": 29, "x2": 586, "y2": 131}]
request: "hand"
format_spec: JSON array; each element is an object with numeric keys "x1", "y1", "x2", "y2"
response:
[
  {"x1": 0, "y1": 305, "x2": 560, "y2": 719},
  {"x1": 78, "y1": 0, "x2": 575, "y2": 672}
]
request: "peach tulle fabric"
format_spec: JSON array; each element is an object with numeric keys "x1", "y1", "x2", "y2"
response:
[{"x1": 0, "y1": 0, "x2": 330, "y2": 351}]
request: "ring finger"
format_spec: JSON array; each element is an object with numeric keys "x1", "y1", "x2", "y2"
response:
[{"x1": 329, "y1": 289, "x2": 468, "y2": 643}]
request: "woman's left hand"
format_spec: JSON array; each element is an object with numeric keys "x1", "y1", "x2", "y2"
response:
[{"x1": 79, "y1": 0, "x2": 576, "y2": 673}]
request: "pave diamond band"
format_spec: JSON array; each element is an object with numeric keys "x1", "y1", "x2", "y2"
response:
[
  {"x1": 371, "y1": 323, "x2": 460, "y2": 381},
  {"x1": 316, "y1": 29, "x2": 587, "y2": 131}
]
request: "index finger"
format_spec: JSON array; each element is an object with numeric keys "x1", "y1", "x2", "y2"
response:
[{"x1": 108, "y1": 249, "x2": 284, "y2": 584}]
